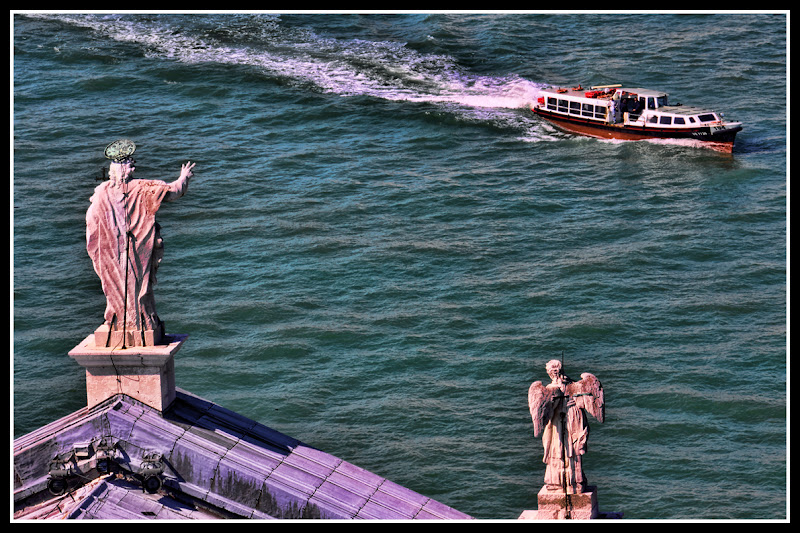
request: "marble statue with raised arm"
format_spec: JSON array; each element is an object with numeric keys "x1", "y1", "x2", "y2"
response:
[{"x1": 86, "y1": 139, "x2": 195, "y2": 348}]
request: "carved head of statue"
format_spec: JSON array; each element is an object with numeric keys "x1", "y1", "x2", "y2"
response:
[
  {"x1": 108, "y1": 160, "x2": 136, "y2": 186},
  {"x1": 105, "y1": 138, "x2": 137, "y2": 186},
  {"x1": 546, "y1": 359, "x2": 563, "y2": 384}
]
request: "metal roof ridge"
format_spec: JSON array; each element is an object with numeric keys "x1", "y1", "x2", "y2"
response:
[{"x1": 14, "y1": 390, "x2": 473, "y2": 520}]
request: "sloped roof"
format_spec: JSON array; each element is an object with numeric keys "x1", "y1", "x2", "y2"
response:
[{"x1": 14, "y1": 389, "x2": 472, "y2": 521}]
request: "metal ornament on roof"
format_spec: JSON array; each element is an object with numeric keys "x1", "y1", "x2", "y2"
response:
[{"x1": 104, "y1": 139, "x2": 136, "y2": 162}]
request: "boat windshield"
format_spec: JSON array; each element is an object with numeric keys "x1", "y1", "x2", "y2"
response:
[{"x1": 643, "y1": 94, "x2": 669, "y2": 109}]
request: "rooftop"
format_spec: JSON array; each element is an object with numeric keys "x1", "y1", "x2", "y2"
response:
[{"x1": 13, "y1": 388, "x2": 473, "y2": 521}]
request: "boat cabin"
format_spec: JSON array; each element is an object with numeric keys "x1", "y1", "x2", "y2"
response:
[{"x1": 538, "y1": 85, "x2": 725, "y2": 128}]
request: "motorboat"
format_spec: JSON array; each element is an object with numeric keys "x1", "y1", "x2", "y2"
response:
[{"x1": 531, "y1": 84, "x2": 742, "y2": 152}]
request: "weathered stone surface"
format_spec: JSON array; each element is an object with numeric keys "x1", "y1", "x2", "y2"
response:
[
  {"x1": 527, "y1": 360, "x2": 604, "y2": 494},
  {"x1": 534, "y1": 485, "x2": 598, "y2": 519},
  {"x1": 69, "y1": 477, "x2": 222, "y2": 520},
  {"x1": 14, "y1": 390, "x2": 473, "y2": 520},
  {"x1": 68, "y1": 334, "x2": 186, "y2": 412},
  {"x1": 522, "y1": 360, "x2": 621, "y2": 520},
  {"x1": 85, "y1": 144, "x2": 194, "y2": 348}
]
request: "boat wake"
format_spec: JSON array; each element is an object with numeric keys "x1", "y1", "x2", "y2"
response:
[
  {"x1": 28, "y1": 13, "x2": 556, "y2": 143},
  {"x1": 581, "y1": 134, "x2": 736, "y2": 153}
]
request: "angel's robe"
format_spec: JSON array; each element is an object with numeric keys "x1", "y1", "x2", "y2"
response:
[
  {"x1": 540, "y1": 381, "x2": 587, "y2": 490},
  {"x1": 86, "y1": 174, "x2": 189, "y2": 338}
]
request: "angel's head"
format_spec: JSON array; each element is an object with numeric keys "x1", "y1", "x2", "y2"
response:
[{"x1": 546, "y1": 359, "x2": 563, "y2": 383}]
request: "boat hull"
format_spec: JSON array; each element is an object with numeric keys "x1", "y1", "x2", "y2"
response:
[{"x1": 532, "y1": 107, "x2": 741, "y2": 152}]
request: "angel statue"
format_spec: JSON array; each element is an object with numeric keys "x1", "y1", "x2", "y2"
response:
[{"x1": 528, "y1": 359, "x2": 604, "y2": 494}]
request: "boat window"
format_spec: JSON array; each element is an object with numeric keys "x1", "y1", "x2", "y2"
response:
[
  {"x1": 594, "y1": 105, "x2": 607, "y2": 119},
  {"x1": 697, "y1": 113, "x2": 717, "y2": 122},
  {"x1": 647, "y1": 115, "x2": 658, "y2": 123},
  {"x1": 688, "y1": 116, "x2": 696, "y2": 123},
  {"x1": 582, "y1": 103, "x2": 594, "y2": 117},
  {"x1": 569, "y1": 101, "x2": 581, "y2": 115},
  {"x1": 656, "y1": 95, "x2": 668, "y2": 107},
  {"x1": 647, "y1": 97, "x2": 655, "y2": 109},
  {"x1": 659, "y1": 116, "x2": 672, "y2": 125},
  {"x1": 674, "y1": 117, "x2": 685, "y2": 125},
  {"x1": 547, "y1": 97, "x2": 557, "y2": 110},
  {"x1": 558, "y1": 99, "x2": 568, "y2": 113}
]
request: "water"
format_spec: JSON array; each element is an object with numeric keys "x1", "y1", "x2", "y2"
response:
[{"x1": 12, "y1": 13, "x2": 786, "y2": 520}]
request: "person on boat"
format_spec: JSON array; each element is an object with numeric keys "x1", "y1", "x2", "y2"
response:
[
  {"x1": 621, "y1": 96, "x2": 634, "y2": 123},
  {"x1": 608, "y1": 100, "x2": 617, "y2": 124},
  {"x1": 629, "y1": 98, "x2": 644, "y2": 120},
  {"x1": 611, "y1": 91, "x2": 624, "y2": 123}
]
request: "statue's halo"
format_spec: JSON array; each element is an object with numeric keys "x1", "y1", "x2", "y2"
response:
[{"x1": 104, "y1": 139, "x2": 136, "y2": 162}]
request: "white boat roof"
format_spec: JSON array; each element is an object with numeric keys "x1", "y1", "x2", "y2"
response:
[
  {"x1": 539, "y1": 85, "x2": 718, "y2": 114},
  {"x1": 619, "y1": 88, "x2": 667, "y2": 97},
  {"x1": 541, "y1": 85, "x2": 667, "y2": 97}
]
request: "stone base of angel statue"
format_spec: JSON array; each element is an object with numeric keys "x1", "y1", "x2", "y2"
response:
[
  {"x1": 85, "y1": 139, "x2": 194, "y2": 348},
  {"x1": 519, "y1": 360, "x2": 621, "y2": 520}
]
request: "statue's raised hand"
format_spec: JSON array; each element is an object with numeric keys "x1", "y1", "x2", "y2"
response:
[{"x1": 180, "y1": 161, "x2": 196, "y2": 180}]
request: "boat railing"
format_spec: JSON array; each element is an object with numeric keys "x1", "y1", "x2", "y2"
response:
[{"x1": 626, "y1": 112, "x2": 643, "y2": 123}]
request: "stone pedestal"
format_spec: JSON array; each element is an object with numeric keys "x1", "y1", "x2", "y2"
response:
[
  {"x1": 68, "y1": 333, "x2": 187, "y2": 412},
  {"x1": 93, "y1": 321, "x2": 164, "y2": 348},
  {"x1": 519, "y1": 485, "x2": 600, "y2": 520}
]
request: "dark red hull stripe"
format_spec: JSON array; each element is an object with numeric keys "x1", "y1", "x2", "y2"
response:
[{"x1": 533, "y1": 108, "x2": 741, "y2": 145}]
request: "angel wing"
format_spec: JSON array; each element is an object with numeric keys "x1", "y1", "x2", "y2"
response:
[
  {"x1": 567, "y1": 373, "x2": 605, "y2": 423},
  {"x1": 528, "y1": 381, "x2": 556, "y2": 437}
]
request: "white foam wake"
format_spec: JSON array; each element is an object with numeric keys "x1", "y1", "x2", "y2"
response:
[{"x1": 28, "y1": 14, "x2": 554, "y2": 141}]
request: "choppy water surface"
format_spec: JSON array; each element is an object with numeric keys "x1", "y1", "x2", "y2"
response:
[{"x1": 13, "y1": 13, "x2": 786, "y2": 519}]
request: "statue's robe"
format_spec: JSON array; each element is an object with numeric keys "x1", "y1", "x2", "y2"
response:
[{"x1": 86, "y1": 176, "x2": 188, "y2": 340}]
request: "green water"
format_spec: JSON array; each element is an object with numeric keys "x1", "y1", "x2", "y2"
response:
[{"x1": 13, "y1": 13, "x2": 786, "y2": 519}]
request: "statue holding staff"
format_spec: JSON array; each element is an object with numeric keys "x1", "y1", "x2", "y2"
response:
[
  {"x1": 528, "y1": 359, "x2": 605, "y2": 494},
  {"x1": 86, "y1": 139, "x2": 195, "y2": 347}
]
